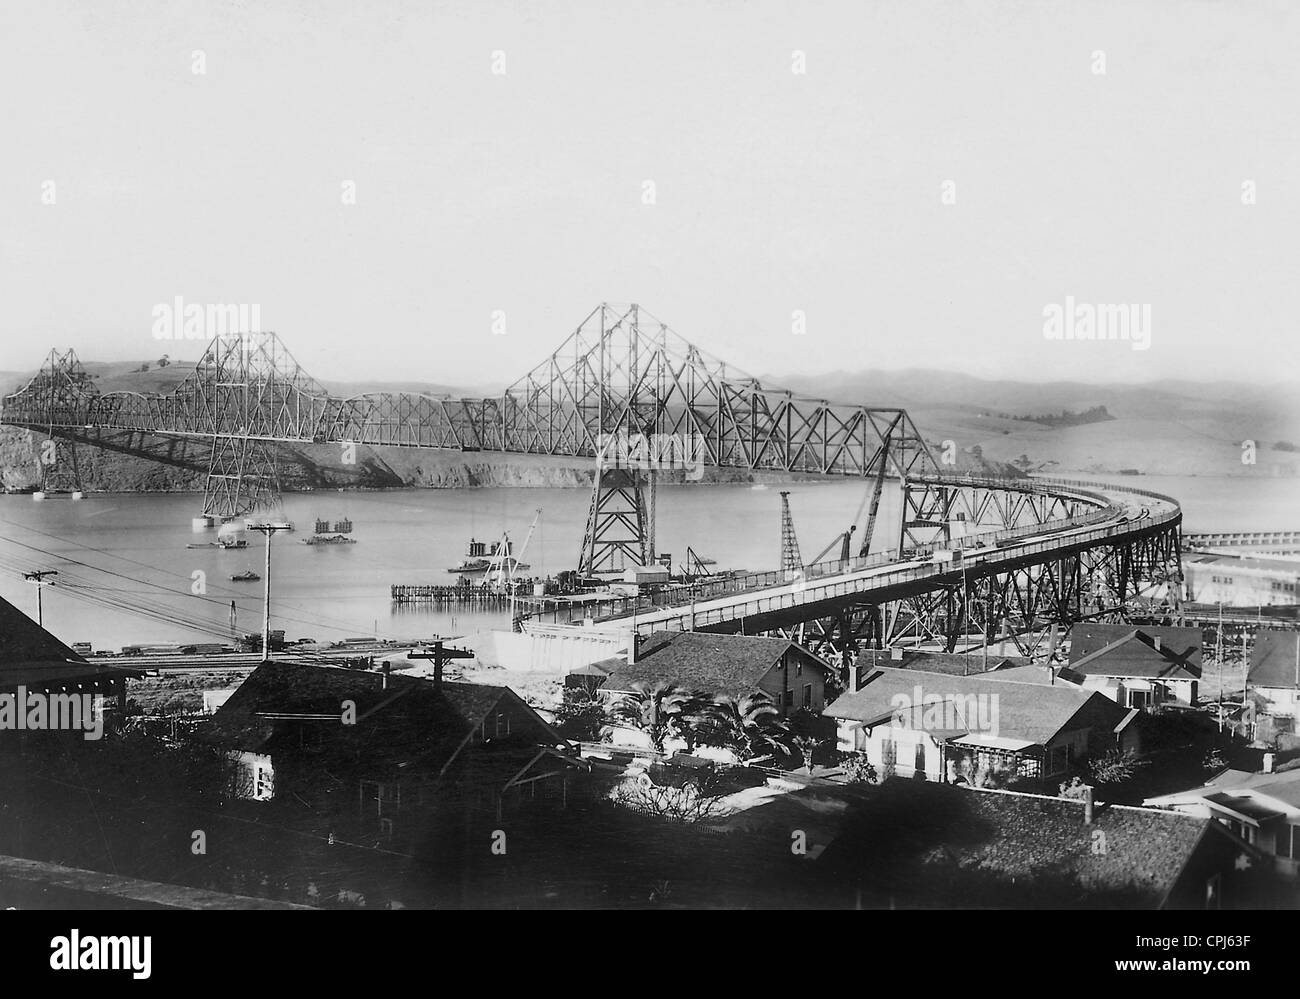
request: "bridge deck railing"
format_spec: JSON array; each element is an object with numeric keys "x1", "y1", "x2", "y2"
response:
[{"x1": 522, "y1": 475, "x2": 1180, "y2": 629}]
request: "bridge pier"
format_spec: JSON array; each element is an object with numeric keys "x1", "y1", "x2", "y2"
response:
[
  {"x1": 577, "y1": 462, "x2": 653, "y2": 577},
  {"x1": 200, "y1": 435, "x2": 282, "y2": 521}
]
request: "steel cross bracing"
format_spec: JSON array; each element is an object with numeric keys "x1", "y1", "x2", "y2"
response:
[
  {"x1": 1, "y1": 308, "x2": 1186, "y2": 645},
  {"x1": 532, "y1": 475, "x2": 1184, "y2": 667},
  {"x1": 2, "y1": 305, "x2": 935, "y2": 532},
  {"x1": 2, "y1": 306, "x2": 934, "y2": 473}
]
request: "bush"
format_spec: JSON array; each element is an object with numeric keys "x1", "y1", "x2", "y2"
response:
[{"x1": 839, "y1": 751, "x2": 877, "y2": 784}]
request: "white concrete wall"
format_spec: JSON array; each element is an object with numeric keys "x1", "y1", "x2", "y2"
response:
[{"x1": 484, "y1": 624, "x2": 627, "y2": 674}]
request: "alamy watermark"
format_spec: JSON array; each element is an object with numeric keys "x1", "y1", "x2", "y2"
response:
[
  {"x1": 595, "y1": 431, "x2": 706, "y2": 481},
  {"x1": 1043, "y1": 296, "x2": 1151, "y2": 351},
  {"x1": 0, "y1": 687, "x2": 104, "y2": 740},
  {"x1": 889, "y1": 685, "x2": 1000, "y2": 735},
  {"x1": 152, "y1": 297, "x2": 261, "y2": 340}
]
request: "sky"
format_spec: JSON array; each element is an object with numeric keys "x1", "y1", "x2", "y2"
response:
[{"x1": 1, "y1": 0, "x2": 1297, "y2": 391}]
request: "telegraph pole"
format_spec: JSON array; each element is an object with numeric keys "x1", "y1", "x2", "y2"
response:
[
  {"x1": 1217, "y1": 602, "x2": 1224, "y2": 732},
  {"x1": 248, "y1": 524, "x2": 290, "y2": 663},
  {"x1": 22, "y1": 570, "x2": 58, "y2": 628}
]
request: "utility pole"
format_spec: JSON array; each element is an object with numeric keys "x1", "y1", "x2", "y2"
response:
[
  {"x1": 248, "y1": 524, "x2": 290, "y2": 663},
  {"x1": 1217, "y1": 602, "x2": 1224, "y2": 733},
  {"x1": 22, "y1": 570, "x2": 58, "y2": 628}
]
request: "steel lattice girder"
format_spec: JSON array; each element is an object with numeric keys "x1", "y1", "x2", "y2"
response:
[
  {"x1": 747, "y1": 522, "x2": 1184, "y2": 660},
  {"x1": 1, "y1": 309, "x2": 939, "y2": 480}
]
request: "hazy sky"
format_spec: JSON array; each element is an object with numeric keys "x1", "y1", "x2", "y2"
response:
[{"x1": 2, "y1": 0, "x2": 1297, "y2": 391}]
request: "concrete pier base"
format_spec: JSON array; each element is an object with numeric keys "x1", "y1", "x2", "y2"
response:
[
  {"x1": 192, "y1": 515, "x2": 216, "y2": 531},
  {"x1": 32, "y1": 491, "x2": 45, "y2": 502}
]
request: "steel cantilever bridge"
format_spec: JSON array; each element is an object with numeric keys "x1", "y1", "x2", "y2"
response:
[{"x1": 1, "y1": 303, "x2": 1184, "y2": 658}]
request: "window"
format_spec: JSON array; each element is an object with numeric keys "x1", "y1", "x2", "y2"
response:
[
  {"x1": 783, "y1": 689, "x2": 794, "y2": 708},
  {"x1": 1205, "y1": 873, "x2": 1221, "y2": 910},
  {"x1": 796, "y1": 662, "x2": 803, "y2": 677},
  {"x1": 253, "y1": 763, "x2": 272, "y2": 801},
  {"x1": 803, "y1": 683, "x2": 813, "y2": 708},
  {"x1": 1277, "y1": 825, "x2": 1297, "y2": 859},
  {"x1": 495, "y1": 712, "x2": 510, "y2": 737},
  {"x1": 379, "y1": 817, "x2": 394, "y2": 841},
  {"x1": 1128, "y1": 689, "x2": 1149, "y2": 710},
  {"x1": 1047, "y1": 744, "x2": 1068, "y2": 775}
]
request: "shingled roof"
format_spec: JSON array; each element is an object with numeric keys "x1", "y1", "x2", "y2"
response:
[
  {"x1": 1069, "y1": 623, "x2": 1202, "y2": 678},
  {"x1": 816, "y1": 779, "x2": 1230, "y2": 908},
  {"x1": 601, "y1": 631, "x2": 833, "y2": 696},
  {"x1": 0, "y1": 594, "x2": 142, "y2": 691},
  {"x1": 1248, "y1": 631, "x2": 1300, "y2": 690},
  {"x1": 206, "y1": 661, "x2": 555, "y2": 774},
  {"x1": 824, "y1": 666, "x2": 1129, "y2": 746}
]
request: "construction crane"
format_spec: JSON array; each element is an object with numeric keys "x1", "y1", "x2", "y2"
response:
[
  {"x1": 779, "y1": 491, "x2": 803, "y2": 579},
  {"x1": 856, "y1": 437, "x2": 892, "y2": 558},
  {"x1": 488, "y1": 508, "x2": 542, "y2": 589}
]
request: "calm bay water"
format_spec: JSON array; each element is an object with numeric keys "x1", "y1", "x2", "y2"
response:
[{"x1": 0, "y1": 474, "x2": 1293, "y2": 651}]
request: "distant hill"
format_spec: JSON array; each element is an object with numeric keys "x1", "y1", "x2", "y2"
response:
[{"x1": 768, "y1": 369, "x2": 1300, "y2": 478}]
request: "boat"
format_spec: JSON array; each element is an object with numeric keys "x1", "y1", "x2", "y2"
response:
[
  {"x1": 304, "y1": 534, "x2": 357, "y2": 545},
  {"x1": 446, "y1": 536, "x2": 529, "y2": 575},
  {"x1": 230, "y1": 570, "x2": 261, "y2": 582},
  {"x1": 185, "y1": 539, "x2": 250, "y2": 550}
]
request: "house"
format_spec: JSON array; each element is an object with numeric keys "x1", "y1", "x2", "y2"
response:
[
  {"x1": 1247, "y1": 631, "x2": 1300, "y2": 725},
  {"x1": 815, "y1": 779, "x2": 1262, "y2": 908},
  {"x1": 205, "y1": 661, "x2": 579, "y2": 835},
  {"x1": 823, "y1": 666, "x2": 1139, "y2": 788},
  {"x1": 850, "y1": 647, "x2": 1032, "y2": 686},
  {"x1": 1145, "y1": 765, "x2": 1300, "y2": 881},
  {"x1": 0, "y1": 596, "x2": 142, "y2": 744},
  {"x1": 594, "y1": 631, "x2": 836, "y2": 718},
  {"x1": 1067, "y1": 623, "x2": 1202, "y2": 708},
  {"x1": 1183, "y1": 549, "x2": 1300, "y2": 607}
]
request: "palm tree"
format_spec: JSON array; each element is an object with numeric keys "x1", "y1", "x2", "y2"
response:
[
  {"x1": 605, "y1": 682, "x2": 700, "y2": 752},
  {"x1": 697, "y1": 692, "x2": 788, "y2": 761}
]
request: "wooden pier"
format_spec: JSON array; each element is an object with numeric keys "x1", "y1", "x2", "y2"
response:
[{"x1": 390, "y1": 584, "x2": 519, "y2": 607}]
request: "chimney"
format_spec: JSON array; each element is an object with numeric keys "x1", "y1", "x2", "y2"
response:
[
  {"x1": 433, "y1": 641, "x2": 444, "y2": 691},
  {"x1": 1082, "y1": 784, "x2": 1094, "y2": 826},
  {"x1": 382, "y1": 661, "x2": 390, "y2": 690},
  {"x1": 624, "y1": 628, "x2": 638, "y2": 666},
  {"x1": 1153, "y1": 635, "x2": 1162, "y2": 652},
  {"x1": 1264, "y1": 752, "x2": 1275, "y2": 774}
]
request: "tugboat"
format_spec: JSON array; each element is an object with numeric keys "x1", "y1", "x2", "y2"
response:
[{"x1": 230, "y1": 570, "x2": 261, "y2": 582}]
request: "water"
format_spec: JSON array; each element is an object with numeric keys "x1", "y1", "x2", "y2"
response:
[{"x1": 0, "y1": 474, "x2": 1293, "y2": 650}]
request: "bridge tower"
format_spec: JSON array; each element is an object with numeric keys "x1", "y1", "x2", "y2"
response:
[
  {"x1": 189, "y1": 332, "x2": 308, "y2": 521},
  {"x1": 578, "y1": 462, "x2": 653, "y2": 577},
  {"x1": 34, "y1": 430, "x2": 83, "y2": 497}
]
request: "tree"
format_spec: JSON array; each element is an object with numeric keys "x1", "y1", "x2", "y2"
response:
[
  {"x1": 554, "y1": 687, "x2": 604, "y2": 741},
  {"x1": 695, "y1": 692, "x2": 788, "y2": 761},
  {"x1": 1088, "y1": 749, "x2": 1148, "y2": 786},
  {"x1": 792, "y1": 735, "x2": 828, "y2": 770},
  {"x1": 605, "y1": 681, "x2": 700, "y2": 752}
]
